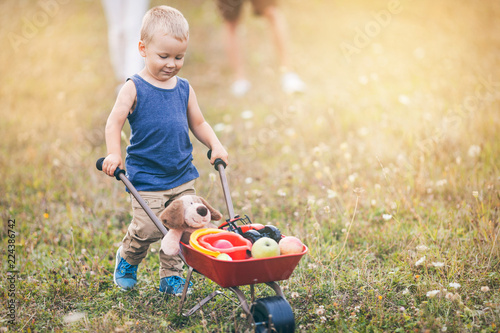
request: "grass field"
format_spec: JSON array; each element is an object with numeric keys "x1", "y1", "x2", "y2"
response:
[{"x1": 1, "y1": 0, "x2": 499, "y2": 332}]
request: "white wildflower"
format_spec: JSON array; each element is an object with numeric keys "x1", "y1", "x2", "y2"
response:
[
  {"x1": 348, "y1": 173, "x2": 358, "y2": 183},
  {"x1": 402, "y1": 288, "x2": 410, "y2": 295},
  {"x1": 467, "y1": 145, "x2": 481, "y2": 158},
  {"x1": 436, "y1": 179, "x2": 447, "y2": 187},
  {"x1": 449, "y1": 282, "x2": 461, "y2": 289},
  {"x1": 209, "y1": 173, "x2": 217, "y2": 182},
  {"x1": 415, "y1": 256, "x2": 426, "y2": 266},
  {"x1": 416, "y1": 245, "x2": 429, "y2": 252},
  {"x1": 472, "y1": 191, "x2": 479, "y2": 198},
  {"x1": 480, "y1": 286, "x2": 490, "y2": 292},
  {"x1": 398, "y1": 94, "x2": 411, "y2": 105},
  {"x1": 241, "y1": 110, "x2": 254, "y2": 119},
  {"x1": 315, "y1": 305, "x2": 326, "y2": 316},
  {"x1": 327, "y1": 189, "x2": 338, "y2": 198},
  {"x1": 431, "y1": 262, "x2": 445, "y2": 268},
  {"x1": 213, "y1": 123, "x2": 226, "y2": 132},
  {"x1": 382, "y1": 214, "x2": 392, "y2": 221},
  {"x1": 291, "y1": 292, "x2": 299, "y2": 299},
  {"x1": 426, "y1": 290, "x2": 440, "y2": 298},
  {"x1": 277, "y1": 189, "x2": 286, "y2": 197},
  {"x1": 245, "y1": 177, "x2": 253, "y2": 184}
]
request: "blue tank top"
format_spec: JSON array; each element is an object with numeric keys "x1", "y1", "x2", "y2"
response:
[{"x1": 125, "y1": 74, "x2": 199, "y2": 191}]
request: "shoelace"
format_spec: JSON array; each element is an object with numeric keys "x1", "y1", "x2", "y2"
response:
[{"x1": 119, "y1": 260, "x2": 137, "y2": 278}]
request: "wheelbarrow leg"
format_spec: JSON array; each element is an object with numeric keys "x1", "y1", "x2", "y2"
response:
[{"x1": 178, "y1": 265, "x2": 194, "y2": 315}]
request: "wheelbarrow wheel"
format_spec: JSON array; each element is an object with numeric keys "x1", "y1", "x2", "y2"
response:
[{"x1": 251, "y1": 296, "x2": 295, "y2": 333}]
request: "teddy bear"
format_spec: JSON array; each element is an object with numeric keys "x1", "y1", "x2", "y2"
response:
[{"x1": 159, "y1": 195, "x2": 223, "y2": 256}]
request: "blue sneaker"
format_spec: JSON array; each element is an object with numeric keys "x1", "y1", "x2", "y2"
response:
[
  {"x1": 159, "y1": 276, "x2": 193, "y2": 296},
  {"x1": 114, "y1": 246, "x2": 138, "y2": 290}
]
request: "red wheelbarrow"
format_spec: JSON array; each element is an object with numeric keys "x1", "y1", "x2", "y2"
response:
[{"x1": 96, "y1": 153, "x2": 307, "y2": 332}]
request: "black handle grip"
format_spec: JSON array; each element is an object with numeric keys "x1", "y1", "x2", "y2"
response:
[
  {"x1": 96, "y1": 157, "x2": 125, "y2": 181},
  {"x1": 207, "y1": 150, "x2": 226, "y2": 170}
]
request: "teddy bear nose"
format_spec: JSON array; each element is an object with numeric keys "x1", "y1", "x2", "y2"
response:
[{"x1": 197, "y1": 206, "x2": 208, "y2": 217}]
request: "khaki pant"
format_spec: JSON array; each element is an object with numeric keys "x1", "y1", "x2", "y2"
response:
[{"x1": 120, "y1": 180, "x2": 195, "y2": 279}]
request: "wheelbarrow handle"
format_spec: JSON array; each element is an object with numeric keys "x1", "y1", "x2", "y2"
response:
[
  {"x1": 206, "y1": 150, "x2": 227, "y2": 170},
  {"x1": 95, "y1": 157, "x2": 168, "y2": 236},
  {"x1": 207, "y1": 150, "x2": 235, "y2": 220}
]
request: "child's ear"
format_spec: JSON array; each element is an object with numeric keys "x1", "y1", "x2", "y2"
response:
[{"x1": 138, "y1": 40, "x2": 146, "y2": 57}]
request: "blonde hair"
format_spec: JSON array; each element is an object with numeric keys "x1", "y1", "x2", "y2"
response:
[{"x1": 140, "y1": 6, "x2": 189, "y2": 45}]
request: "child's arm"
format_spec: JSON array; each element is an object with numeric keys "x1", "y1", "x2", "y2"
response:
[
  {"x1": 187, "y1": 85, "x2": 229, "y2": 166},
  {"x1": 102, "y1": 81, "x2": 137, "y2": 177}
]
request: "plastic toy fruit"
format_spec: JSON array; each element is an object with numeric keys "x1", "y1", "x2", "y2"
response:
[
  {"x1": 279, "y1": 236, "x2": 304, "y2": 255},
  {"x1": 251, "y1": 237, "x2": 280, "y2": 258},
  {"x1": 216, "y1": 253, "x2": 233, "y2": 261},
  {"x1": 213, "y1": 239, "x2": 233, "y2": 249}
]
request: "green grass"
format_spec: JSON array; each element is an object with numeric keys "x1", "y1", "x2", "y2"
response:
[{"x1": 1, "y1": 0, "x2": 499, "y2": 331}]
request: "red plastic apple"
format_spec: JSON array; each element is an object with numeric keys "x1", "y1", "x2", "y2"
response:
[
  {"x1": 279, "y1": 236, "x2": 304, "y2": 255},
  {"x1": 213, "y1": 239, "x2": 233, "y2": 249}
]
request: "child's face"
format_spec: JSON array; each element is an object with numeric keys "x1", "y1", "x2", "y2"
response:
[{"x1": 139, "y1": 32, "x2": 188, "y2": 83}]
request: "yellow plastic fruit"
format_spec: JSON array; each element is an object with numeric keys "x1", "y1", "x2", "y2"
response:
[{"x1": 189, "y1": 228, "x2": 226, "y2": 257}]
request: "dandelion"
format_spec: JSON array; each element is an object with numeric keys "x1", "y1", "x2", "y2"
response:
[
  {"x1": 44, "y1": 212, "x2": 49, "y2": 219},
  {"x1": 398, "y1": 94, "x2": 411, "y2": 105},
  {"x1": 415, "y1": 256, "x2": 426, "y2": 266},
  {"x1": 315, "y1": 305, "x2": 326, "y2": 316},
  {"x1": 481, "y1": 286, "x2": 490, "y2": 292},
  {"x1": 241, "y1": 110, "x2": 254, "y2": 119},
  {"x1": 467, "y1": 145, "x2": 481, "y2": 158},
  {"x1": 436, "y1": 179, "x2": 447, "y2": 187},
  {"x1": 348, "y1": 173, "x2": 358, "y2": 183},
  {"x1": 431, "y1": 262, "x2": 445, "y2": 268},
  {"x1": 277, "y1": 189, "x2": 286, "y2": 197},
  {"x1": 291, "y1": 292, "x2": 299, "y2": 299},
  {"x1": 426, "y1": 290, "x2": 440, "y2": 298},
  {"x1": 402, "y1": 288, "x2": 410, "y2": 295},
  {"x1": 416, "y1": 245, "x2": 429, "y2": 252},
  {"x1": 245, "y1": 177, "x2": 253, "y2": 184},
  {"x1": 382, "y1": 214, "x2": 392, "y2": 221},
  {"x1": 320, "y1": 316, "x2": 327, "y2": 323},
  {"x1": 327, "y1": 189, "x2": 338, "y2": 198},
  {"x1": 449, "y1": 282, "x2": 461, "y2": 289},
  {"x1": 209, "y1": 173, "x2": 217, "y2": 182},
  {"x1": 378, "y1": 295, "x2": 383, "y2": 300},
  {"x1": 323, "y1": 206, "x2": 331, "y2": 214},
  {"x1": 213, "y1": 123, "x2": 226, "y2": 132}
]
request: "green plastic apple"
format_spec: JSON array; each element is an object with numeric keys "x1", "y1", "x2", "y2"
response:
[
  {"x1": 216, "y1": 253, "x2": 232, "y2": 261},
  {"x1": 251, "y1": 237, "x2": 280, "y2": 258}
]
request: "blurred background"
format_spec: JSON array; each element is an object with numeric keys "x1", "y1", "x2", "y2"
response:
[{"x1": 1, "y1": 0, "x2": 499, "y2": 331}]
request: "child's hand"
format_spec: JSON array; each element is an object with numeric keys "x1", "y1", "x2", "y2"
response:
[
  {"x1": 209, "y1": 144, "x2": 228, "y2": 167},
  {"x1": 102, "y1": 154, "x2": 123, "y2": 177}
]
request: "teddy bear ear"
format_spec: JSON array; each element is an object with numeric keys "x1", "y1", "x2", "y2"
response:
[
  {"x1": 198, "y1": 197, "x2": 223, "y2": 221},
  {"x1": 159, "y1": 200, "x2": 184, "y2": 229}
]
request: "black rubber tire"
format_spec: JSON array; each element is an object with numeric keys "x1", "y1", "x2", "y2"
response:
[{"x1": 251, "y1": 296, "x2": 295, "y2": 333}]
